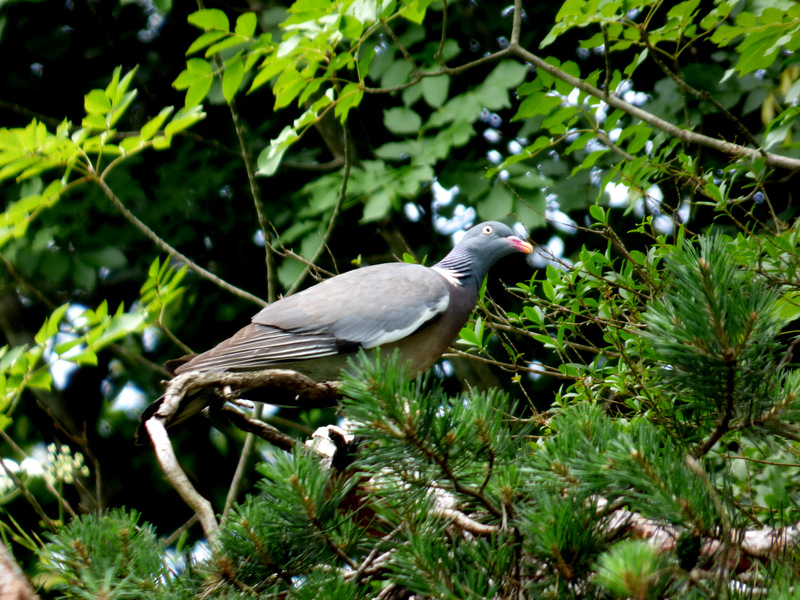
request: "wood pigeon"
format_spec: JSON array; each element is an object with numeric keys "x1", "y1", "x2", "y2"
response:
[{"x1": 139, "y1": 221, "x2": 532, "y2": 435}]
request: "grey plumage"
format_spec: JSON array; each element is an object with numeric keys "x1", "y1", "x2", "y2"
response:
[{"x1": 139, "y1": 221, "x2": 532, "y2": 435}]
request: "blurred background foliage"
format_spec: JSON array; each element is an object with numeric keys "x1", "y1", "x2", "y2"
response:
[{"x1": 2, "y1": 0, "x2": 800, "y2": 596}]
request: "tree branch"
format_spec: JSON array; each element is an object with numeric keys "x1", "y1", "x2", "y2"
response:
[
  {"x1": 144, "y1": 416, "x2": 221, "y2": 545},
  {"x1": 505, "y1": 45, "x2": 800, "y2": 172},
  {"x1": 228, "y1": 97, "x2": 277, "y2": 303},
  {"x1": 93, "y1": 175, "x2": 267, "y2": 307},
  {"x1": 143, "y1": 368, "x2": 341, "y2": 543},
  {"x1": 217, "y1": 404, "x2": 297, "y2": 451},
  {"x1": 287, "y1": 127, "x2": 351, "y2": 296}
]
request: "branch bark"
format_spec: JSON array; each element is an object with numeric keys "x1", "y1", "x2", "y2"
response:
[
  {"x1": 143, "y1": 368, "x2": 341, "y2": 543},
  {"x1": 506, "y1": 42, "x2": 800, "y2": 172},
  {"x1": 93, "y1": 176, "x2": 268, "y2": 307}
]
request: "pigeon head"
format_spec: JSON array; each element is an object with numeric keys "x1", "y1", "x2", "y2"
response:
[{"x1": 434, "y1": 221, "x2": 533, "y2": 285}]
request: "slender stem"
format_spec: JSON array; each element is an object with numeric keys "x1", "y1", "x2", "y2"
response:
[
  {"x1": 382, "y1": 19, "x2": 419, "y2": 78},
  {"x1": 228, "y1": 97, "x2": 277, "y2": 302},
  {"x1": 362, "y1": 48, "x2": 513, "y2": 94},
  {"x1": 506, "y1": 44, "x2": 800, "y2": 172},
  {"x1": 434, "y1": 0, "x2": 448, "y2": 63},
  {"x1": 287, "y1": 129, "x2": 351, "y2": 296},
  {"x1": 640, "y1": 27, "x2": 764, "y2": 156},
  {"x1": 94, "y1": 175, "x2": 267, "y2": 307},
  {"x1": 145, "y1": 417, "x2": 221, "y2": 546},
  {"x1": 222, "y1": 404, "x2": 263, "y2": 522}
]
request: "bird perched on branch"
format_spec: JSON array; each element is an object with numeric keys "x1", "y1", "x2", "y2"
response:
[{"x1": 139, "y1": 221, "x2": 532, "y2": 438}]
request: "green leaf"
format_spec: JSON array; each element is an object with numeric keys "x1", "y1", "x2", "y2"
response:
[
  {"x1": 361, "y1": 189, "x2": 393, "y2": 222},
  {"x1": 222, "y1": 57, "x2": 245, "y2": 102},
  {"x1": 80, "y1": 246, "x2": 128, "y2": 269},
  {"x1": 403, "y1": 0, "x2": 436, "y2": 24},
  {"x1": 734, "y1": 28, "x2": 790, "y2": 75},
  {"x1": 421, "y1": 74, "x2": 450, "y2": 108},
  {"x1": 334, "y1": 83, "x2": 363, "y2": 122},
  {"x1": 140, "y1": 106, "x2": 174, "y2": 142},
  {"x1": 381, "y1": 60, "x2": 413, "y2": 89},
  {"x1": 188, "y1": 8, "x2": 230, "y2": 32},
  {"x1": 174, "y1": 59, "x2": 213, "y2": 106},
  {"x1": 477, "y1": 185, "x2": 513, "y2": 221},
  {"x1": 186, "y1": 30, "x2": 227, "y2": 55},
  {"x1": 273, "y1": 67, "x2": 306, "y2": 109},
  {"x1": 256, "y1": 125, "x2": 298, "y2": 176},
  {"x1": 235, "y1": 12, "x2": 258, "y2": 37},
  {"x1": 66, "y1": 349, "x2": 98, "y2": 366},
  {"x1": 27, "y1": 368, "x2": 53, "y2": 391},
  {"x1": 186, "y1": 78, "x2": 213, "y2": 108},
  {"x1": 35, "y1": 303, "x2": 70, "y2": 344},
  {"x1": 163, "y1": 105, "x2": 206, "y2": 142},
  {"x1": 84, "y1": 90, "x2": 111, "y2": 115},
  {"x1": 515, "y1": 93, "x2": 562, "y2": 120},
  {"x1": 589, "y1": 204, "x2": 606, "y2": 224},
  {"x1": 485, "y1": 60, "x2": 529, "y2": 89},
  {"x1": 208, "y1": 32, "x2": 252, "y2": 57},
  {"x1": 384, "y1": 107, "x2": 422, "y2": 135}
]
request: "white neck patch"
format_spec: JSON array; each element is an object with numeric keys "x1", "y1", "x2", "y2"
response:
[{"x1": 431, "y1": 266, "x2": 463, "y2": 286}]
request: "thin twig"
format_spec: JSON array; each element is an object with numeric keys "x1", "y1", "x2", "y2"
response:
[
  {"x1": 434, "y1": 0, "x2": 448, "y2": 63},
  {"x1": 348, "y1": 526, "x2": 402, "y2": 583},
  {"x1": 93, "y1": 176, "x2": 267, "y2": 307},
  {"x1": 227, "y1": 96, "x2": 277, "y2": 303},
  {"x1": 381, "y1": 19, "x2": 420, "y2": 78},
  {"x1": 164, "y1": 515, "x2": 199, "y2": 547},
  {"x1": 685, "y1": 455, "x2": 732, "y2": 600},
  {"x1": 144, "y1": 417, "x2": 221, "y2": 545},
  {"x1": 217, "y1": 404, "x2": 297, "y2": 451},
  {"x1": 721, "y1": 454, "x2": 800, "y2": 468},
  {"x1": 222, "y1": 403, "x2": 264, "y2": 522},
  {"x1": 362, "y1": 49, "x2": 513, "y2": 94},
  {"x1": 506, "y1": 43, "x2": 800, "y2": 172},
  {"x1": 287, "y1": 128, "x2": 351, "y2": 296}
]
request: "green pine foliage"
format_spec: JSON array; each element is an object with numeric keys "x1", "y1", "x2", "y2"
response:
[
  {"x1": 34, "y1": 235, "x2": 800, "y2": 599},
  {"x1": 38, "y1": 508, "x2": 170, "y2": 597},
  {"x1": 643, "y1": 237, "x2": 794, "y2": 451}
]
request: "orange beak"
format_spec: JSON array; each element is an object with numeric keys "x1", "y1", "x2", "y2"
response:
[{"x1": 508, "y1": 236, "x2": 534, "y2": 254}]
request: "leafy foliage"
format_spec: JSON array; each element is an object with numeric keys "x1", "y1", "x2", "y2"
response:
[{"x1": 2, "y1": 0, "x2": 800, "y2": 597}]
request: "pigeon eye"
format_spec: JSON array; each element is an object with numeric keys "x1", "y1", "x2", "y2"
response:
[{"x1": 482, "y1": 225, "x2": 493, "y2": 235}]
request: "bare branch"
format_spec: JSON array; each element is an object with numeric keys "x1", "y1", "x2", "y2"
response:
[
  {"x1": 438, "y1": 508, "x2": 500, "y2": 536},
  {"x1": 217, "y1": 404, "x2": 297, "y2": 451},
  {"x1": 228, "y1": 96, "x2": 277, "y2": 303},
  {"x1": 287, "y1": 128, "x2": 351, "y2": 296},
  {"x1": 143, "y1": 368, "x2": 341, "y2": 542},
  {"x1": 506, "y1": 43, "x2": 800, "y2": 172},
  {"x1": 93, "y1": 176, "x2": 267, "y2": 307},
  {"x1": 144, "y1": 416, "x2": 221, "y2": 545}
]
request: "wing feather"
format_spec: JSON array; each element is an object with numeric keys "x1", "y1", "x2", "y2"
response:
[{"x1": 175, "y1": 262, "x2": 451, "y2": 374}]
